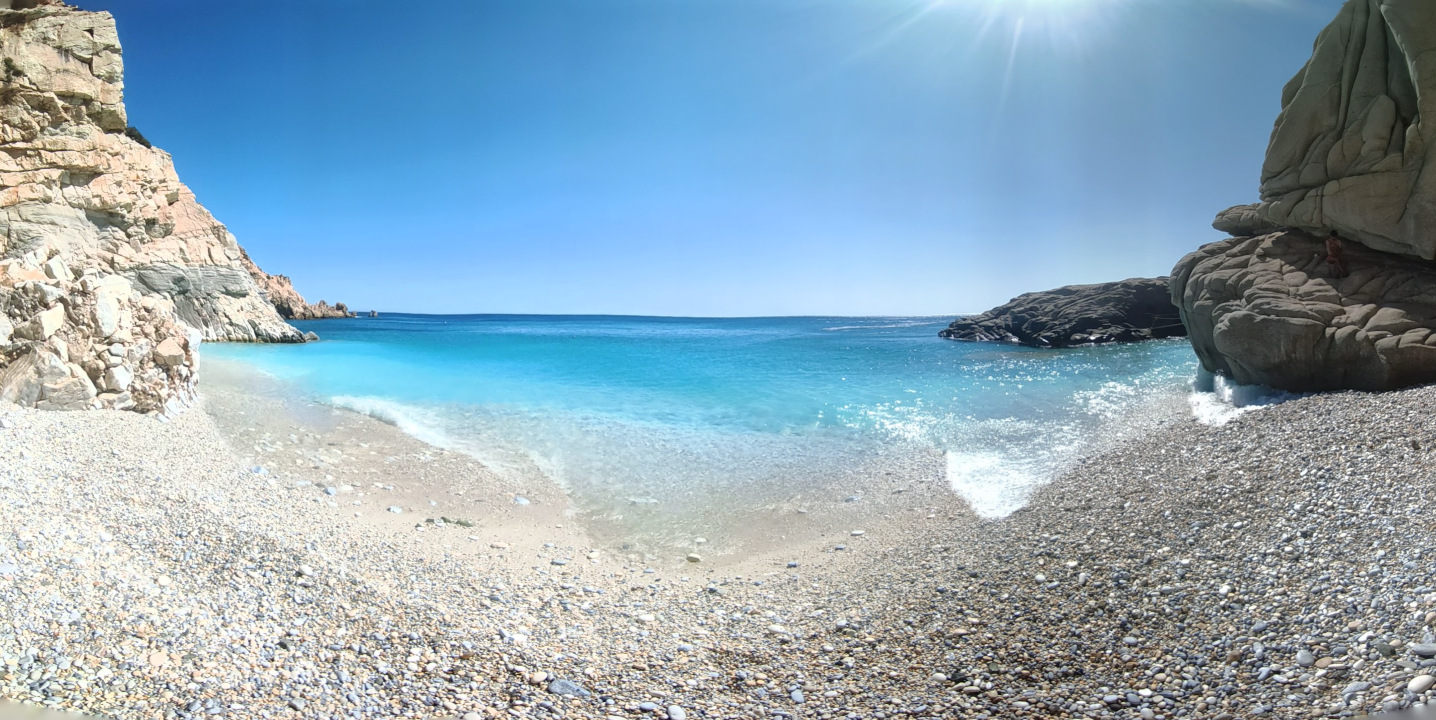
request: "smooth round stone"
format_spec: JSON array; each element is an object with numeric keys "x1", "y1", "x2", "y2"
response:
[
  {"x1": 686, "y1": 554, "x2": 701, "y2": 563},
  {"x1": 1413, "y1": 644, "x2": 1436, "y2": 658},
  {"x1": 638, "y1": 702, "x2": 659, "y2": 711},
  {"x1": 1296, "y1": 649, "x2": 1314, "y2": 667},
  {"x1": 1410, "y1": 675, "x2": 1436, "y2": 694},
  {"x1": 790, "y1": 690, "x2": 805, "y2": 703},
  {"x1": 667, "y1": 706, "x2": 687, "y2": 720}
]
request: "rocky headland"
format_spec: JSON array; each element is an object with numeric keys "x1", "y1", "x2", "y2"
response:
[
  {"x1": 0, "y1": 3, "x2": 344, "y2": 413},
  {"x1": 240, "y1": 251, "x2": 355, "y2": 320},
  {"x1": 1175, "y1": 0, "x2": 1436, "y2": 392},
  {"x1": 941, "y1": 277, "x2": 1186, "y2": 348}
]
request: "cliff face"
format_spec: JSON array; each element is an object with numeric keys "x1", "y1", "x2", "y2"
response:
[
  {"x1": 1175, "y1": 0, "x2": 1436, "y2": 392},
  {"x1": 0, "y1": 4, "x2": 322, "y2": 412},
  {"x1": 1249, "y1": 0, "x2": 1436, "y2": 259}
]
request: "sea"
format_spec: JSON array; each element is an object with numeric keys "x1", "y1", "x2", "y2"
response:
[{"x1": 203, "y1": 314, "x2": 1276, "y2": 544}]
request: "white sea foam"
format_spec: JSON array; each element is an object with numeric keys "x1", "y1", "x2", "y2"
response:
[
  {"x1": 328, "y1": 395, "x2": 462, "y2": 452},
  {"x1": 1187, "y1": 369, "x2": 1297, "y2": 426},
  {"x1": 945, "y1": 450, "x2": 1047, "y2": 518}
]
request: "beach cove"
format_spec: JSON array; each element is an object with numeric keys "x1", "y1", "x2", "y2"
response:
[{"x1": 5, "y1": 365, "x2": 1436, "y2": 719}]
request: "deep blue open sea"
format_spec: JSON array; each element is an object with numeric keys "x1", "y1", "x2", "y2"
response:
[{"x1": 204, "y1": 314, "x2": 1216, "y2": 524}]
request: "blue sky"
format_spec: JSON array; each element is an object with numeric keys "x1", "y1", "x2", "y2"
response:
[{"x1": 80, "y1": 0, "x2": 1341, "y2": 316}]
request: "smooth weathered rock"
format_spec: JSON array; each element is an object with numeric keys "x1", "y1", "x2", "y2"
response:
[
  {"x1": 1172, "y1": 231, "x2": 1436, "y2": 392},
  {"x1": 1212, "y1": 203, "x2": 1281, "y2": 237},
  {"x1": 941, "y1": 278, "x2": 1186, "y2": 348},
  {"x1": 1252, "y1": 0, "x2": 1436, "y2": 259}
]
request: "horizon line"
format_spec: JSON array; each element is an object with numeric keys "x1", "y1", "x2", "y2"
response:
[{"x1": 293, "y1": 311, "x2": 974, "y2": 322}]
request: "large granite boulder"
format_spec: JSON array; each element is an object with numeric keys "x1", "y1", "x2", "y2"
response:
[
  {"x1": 1252, "y1": 0, "x2": 1436, "y2": 259},
  {"x1": 1172, "y1": 231, "x2": 1436, "y2": 392},
  {"x1": 941, "y1": 278, "x2": 1186, "y2": 348}
]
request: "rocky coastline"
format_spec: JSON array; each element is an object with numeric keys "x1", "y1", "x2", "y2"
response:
[
  {"x1": 941, "y1": 277, "x2": 1186, "y2": 348},
  {"x1": 1173, "y1": 0, "x2": 1436, "y2": 393},
  {"x1": 0, "y1": 3, "x2": 347, "y2": 414}
]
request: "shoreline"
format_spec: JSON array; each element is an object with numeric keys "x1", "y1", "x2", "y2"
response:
[
  {"x1": 2, "y1": 377, "x2": 1434, "y2": 719},
  {"x1": 195, "y1": 355, "x2": 972, "y2": 568}
]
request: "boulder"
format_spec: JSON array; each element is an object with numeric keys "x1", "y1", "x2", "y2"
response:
[
  {"x1": 941, "y1": 278, "x2": 1186, "y2": 348},
  {"x1": 1251, "y1": 0, "x2": 1436, "y2": 259},
  {"x1": 14, "y1": 305, "x2": 64, "y2": 341},
  {"x1": 153, "y1": 337, "x2": 186, "y2": 367},
  {"x1": 1172, "y1": 231, "x2": 1436, "y2": 392},
  {"x1": 102, "y1": 364, "x2": 132, "y2": 393}
]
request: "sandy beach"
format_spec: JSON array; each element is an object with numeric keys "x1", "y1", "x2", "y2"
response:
[{"x1": 2, "y1": 364, "x2": 1435, "y2": 720}]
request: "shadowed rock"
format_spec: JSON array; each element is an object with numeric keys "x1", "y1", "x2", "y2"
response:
[
  {"x1": 1173, "y1": 231, "x2": 1436, "y2": 392},
  {"x1": 940, "y1": 278, "x2": 1186, "y2": 349},
  {"x1": 1251, "y1": 0, "x2": 1436, "y2": 259}
]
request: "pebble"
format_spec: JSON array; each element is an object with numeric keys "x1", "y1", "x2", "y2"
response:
[
  {"x1": 685, "y1": 553, "x2": 701, "y2": 563},
  {"x1": 387, "y1": 505, "x2": 402, "y2": 513},
  {"x1": 666, "y1": 705, "x2": 687, "y2": 720},
  {"x1": 7, "y1": 350, "x2": 1436, "y2": 720},
  {"x1": 547, "y1": 678, "x2": 590, "y2": 697}
]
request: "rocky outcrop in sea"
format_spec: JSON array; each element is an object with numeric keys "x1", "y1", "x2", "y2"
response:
[
  {"x1": 1175, "y1": 0, "x2": 1436, "y2": 392},
  {"x1": 0, "y1": 3, "x2": 332, "y2": 412},
  {"x1": 941, "y1": 277, "x2": 1186, "y2": 348}
]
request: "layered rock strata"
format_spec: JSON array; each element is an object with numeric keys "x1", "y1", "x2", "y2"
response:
[
  {"x1": 0, "y1": 4, "x2": 328, "y2": 412},
  {"x1": 941, "y1": 278, "x2": 1186, "y2": 348}
]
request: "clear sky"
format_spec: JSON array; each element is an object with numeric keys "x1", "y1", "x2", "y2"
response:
[{"x1": 77, "y1": 0, "x2": 1342, "y2": 317}]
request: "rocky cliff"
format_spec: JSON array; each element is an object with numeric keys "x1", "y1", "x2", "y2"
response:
[
  {"x1": 0, "y1": 4, "x2": 329, "y2": 412},
  {"x1": 1248, "y1": 0, "x2": 1436, "y2": 259},
  {"x1": 942, "y1": 278, "x2": 1186, "y2": 348},
  {"x1": 240, "y1": 249, "x2": 354, "y2": 320},
  {"x1": 1175, "y1": 0, "x2": 1436, "y2": 392}
]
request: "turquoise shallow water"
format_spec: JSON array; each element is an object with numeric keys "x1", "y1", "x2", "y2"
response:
[{"x1": 204, "y1": 314, "x2": 1202, "y2": 530}]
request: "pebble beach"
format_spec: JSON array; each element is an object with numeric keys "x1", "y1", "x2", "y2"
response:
[{"x1": 3, "y1": 377, "x2": 1436, "y2": 720}]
